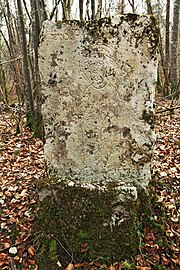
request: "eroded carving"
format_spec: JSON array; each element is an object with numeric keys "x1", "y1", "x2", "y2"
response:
[{"x1": 39, "y1": 15, "x2": 158, "y2": 188}]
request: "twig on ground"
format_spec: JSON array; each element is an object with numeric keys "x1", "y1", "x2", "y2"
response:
[
  {"x1": 156, "y1": 106, "x2": 180, "y2": 114},
  {"x1": 10, "y1": 257, "x2": 17, "y2": 270},
  {"x1": 51, "y1": 235, "x2": 76, "y2": 264},
  {"x1": 164, "y1": 90, "x2": 180, "y2": 98},
  {"x1": 0, "y1": 113, "x2": 13, "y2": 126}
]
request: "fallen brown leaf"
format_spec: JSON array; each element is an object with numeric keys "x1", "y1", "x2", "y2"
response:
[
  {"x1": 65, "y1": 263, "x2": 74, "y2": 270},
  {"x1": 28, "y1": 245, "x2": 36, "y2": 257}
]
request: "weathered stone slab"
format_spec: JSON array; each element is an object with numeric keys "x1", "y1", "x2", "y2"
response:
[{"x1": 38, "y1": 14, "x2": 158, "y2": 260}]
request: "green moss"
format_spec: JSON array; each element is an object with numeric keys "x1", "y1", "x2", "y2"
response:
[
  {"x1": 49, "y1": 239, "x2": 58, "y2": 261},
  {"x1": 16, "y1": 122, "x2": 20, "y2": 135},
  {"x1": 33, "y1": 109, "x2": 44, "y2": 139},
  {"x1": 35, "y1": 236, "x2": 61, "y2": 270},
  {"x1": 33, "y1": 178, "x2": 151, "y2": 268},
  {"x1": 106, "y1": 180, "x2": 118, "y2": 190},
  {"x1": 78, "y1": 229, "x2": 89, "y2": 240},
  {"x1": 26, "y1": 111, "x2": 34, "y2": 130},
  {"x1": 136, "y1": 187, "x2": 150, "y2": 215},
  {"x1": 37, "y1": 177, "x2": 58, "y2": 189}
]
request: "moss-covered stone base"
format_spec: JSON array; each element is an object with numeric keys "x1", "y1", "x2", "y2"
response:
[{"x1": 34, "y1": 178, "x2": 149, "y2": 268}]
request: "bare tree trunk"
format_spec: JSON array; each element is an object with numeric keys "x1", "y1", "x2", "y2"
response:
[
  {"x1": 79, "y1": 0, "x2": 83, "y2": 20},
  {"x1": 164, "y1": 0, "x2": 170, "y2": 95},
  {"x1": 146, "y1": 0, "x2": 153, "y2": 14},
  {"x1": 3, "y1": 0, "x2": 25, "y2": 106},
  {"x1": 95, "y1": 0, "x2": 102, "y2": 20},
  {"x1": 39, "y1": 0, "x2": 48, "y2": 21},
  {"x1": 170, "y1": 0, "x2": 180, "y2": 95},
  {"x1": 91, "y1": 0, "x2": 95, "y2": 19},
  {"x1": 0, "y1": 65, "x2": 9, "y2": 104},
  {"x1": 17, "y1": 0, "x2": 34, "y2": 120},
  {"x1": 22, "y1": 0, "x2": 32, "y2": 22},
  {"x1": 86, "y1": 0, "x2": 90, "y2": 20},
  {"x1": 62, "y1": 0, "x2": 71, "y2": 20},
  {"x1": 120, "y1": 0, "x2": 125, "y2": 14},
  {"x1": 31, "y1": 0, "x2": 40, "y2": 64},
  {"x1": 30, "y1": 0, "x2": 40, "y2": 97},
  {"x1": 30, "y1": 0, "x2": 44, "y2": 138},
  {"x1": 68, "y1": 0, "x2": 71, "y2": 18},
  {"x1": 158, "y1": 32, "x2": 170, "y2": 95}
]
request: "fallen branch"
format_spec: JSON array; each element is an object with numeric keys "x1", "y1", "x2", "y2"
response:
[
  {"x1": 0, "y1": 51, "x2": 33, "y2": 66},
  {"x1": 156, "y1": 106, "x2": 180, "y2": 114},
  {"x1": 164, "y1": 90, "x2": 180, "y2": 98},
  {"x1": 51, "y1": 235, "x2": 76, "y2": 263}
]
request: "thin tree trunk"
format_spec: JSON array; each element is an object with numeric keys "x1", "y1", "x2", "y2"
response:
[
  {"x1": 39, "y1": 0, "x2": 48, "y2": 21},
  {"x1": 95, "y1": 0, "x2": 102, "y2": 20},
  {"x1": 22, "y1": 0, "x2": 32, "y2": 22},
  {"x1": 3, "y1": 1, "x2": 25, "y2": 106},
  {"x1": 79, "y1": 0, "x2": 83, "y2": 20},
  {"x1": 31, "y1": 0, "x2": 44, "y2": 138},
  {"x1": 170, "y1": 0, "x2": 180, "y2": 94},
  {"x1": 61, "y1": 0, "x2": 71, "y2": 20},
  {"x1": 17, "y1": 0, "x2": 34, "y2": 117},
  {"x1": 68, "y1": 0, "x2": 71, "y2": 18},
  {"x1": 159, "y1": 32, "x2": 169, "y2": 95},
  {"x1": 86, "y1": 0, "x2": 90, "y2": 20},
  {"x1": 31, "y1": 0, "x2": 40, "y2": 94},
  {"x1": 91, "y1": 0, "x2": 95, "y2": 19},
  {"x1": 164, "y1": 0, "x2": 170, "y2": 95},
  {"x1": 146, "y1": 0, "x2": 153, "y2": 14},
  {"x1": 120, "y1": 0, "x2": 125, "y2": 14}
]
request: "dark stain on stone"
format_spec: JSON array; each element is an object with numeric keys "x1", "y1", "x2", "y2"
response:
[
  {"x1": 87, "y1": 144, "x2": 95, "y2": 155},
  {"x1": 122, "y1": 127, "x2": 131, "y2": 138},
  {"x1": 48, "y1": 77, "x2": 57, "y2": 86},
  {"x1": 51, "y1": 53, "x2": 58, "y2": 67},
  {"x1": 56, "y1": 21, "x2": 62, "y2": 29},
  {"x1": 123, "y1": 29, "x2": 127, "y2": 35},
  {"x1": 57, "y1": 139, "x2": 67, "y2": 158},
  {"x1": 86, "y1": 130, "x2": 97, "y2": 138},
  {"x1": 106, "y1": 125, "x2": 120, "y2": 133},
  {"x1": 48, "y1": 72, "x2": 57, "y2": 86},
  {"x1": 141, "y1": 110, "x2": 154, "y2": 129},
  {"x1": 103, "y1": 37, "x2": 108, "y2": 43}
]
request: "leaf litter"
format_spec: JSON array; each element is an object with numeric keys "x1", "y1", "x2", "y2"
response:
[
  {"x1": 0, "y1": 103, "x2": 44, "y2": 269},
  {"x1": 0, "y1": 97, "x2": 179, "y2": 269}
]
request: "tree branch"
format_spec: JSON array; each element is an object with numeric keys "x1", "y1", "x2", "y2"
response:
[{"x1": 50, "y1": 0, "x2": 62, "y2": 20}]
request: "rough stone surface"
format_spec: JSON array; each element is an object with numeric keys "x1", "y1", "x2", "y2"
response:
[{"x1": 38, "y1": 14, "x2": 158, "y2": 259}]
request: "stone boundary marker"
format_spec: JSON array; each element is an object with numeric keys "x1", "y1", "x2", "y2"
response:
[{"x1": 39, "y1": 14, "x2": 159, "y2": 259}]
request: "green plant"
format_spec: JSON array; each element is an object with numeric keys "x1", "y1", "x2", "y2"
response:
[
  {"x1": 78, "y1": 230, "x2": 89, "y2": 240},
  {"x1": 123, "y1": 260, "x2": 134, "y2": 269},
  {"x1": 155, "y1": 264, "x2": 166, "y2": 270},
  {"x1": 14, "y1": 150, "x2": 20, "y2": 156}
]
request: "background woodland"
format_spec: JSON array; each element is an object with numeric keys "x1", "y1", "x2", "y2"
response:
[{"x1": 0, "y1": 0, "x2": 179, "y2": 138}]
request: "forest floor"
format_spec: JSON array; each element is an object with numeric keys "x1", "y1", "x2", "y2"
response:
[{"x1": 0, "y1": 96, "x2": 179, "y2": 270}]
